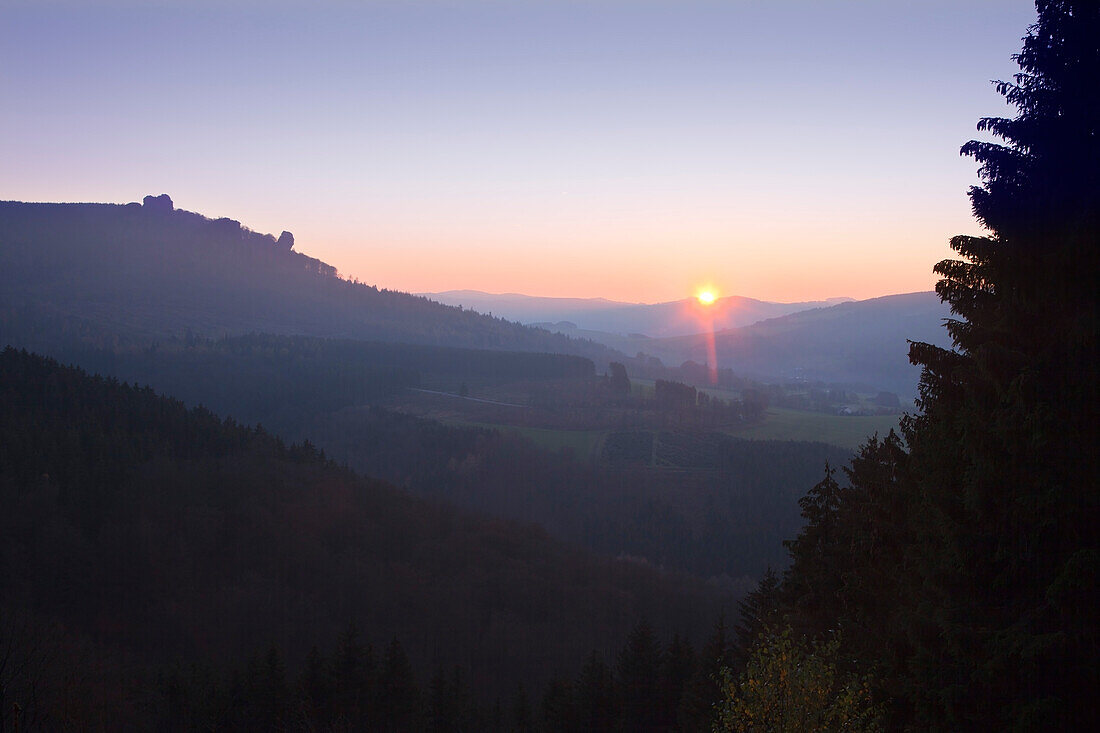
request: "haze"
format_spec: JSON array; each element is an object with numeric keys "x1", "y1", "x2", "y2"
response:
[{"x1": 1, "y1": 0, "x2": 1034, "y2": 302}]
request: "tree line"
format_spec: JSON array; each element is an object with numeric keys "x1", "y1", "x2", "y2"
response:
[{"x1": 152, "y1": 617, "x2": 746, "y2": 732}]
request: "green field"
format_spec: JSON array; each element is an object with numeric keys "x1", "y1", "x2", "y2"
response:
[
  {"x1": 440, "y1": 418, "x2": 609, "y2": 459},
  {"x1": 730, "y1": 407, "x2": 901, "y2": 450},
  {"x1": 442, "y1": 407, "x2": 897, "y2": 458}
]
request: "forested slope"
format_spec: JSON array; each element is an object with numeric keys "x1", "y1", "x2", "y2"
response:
[
  {"x1": 34, "y1": 332, "x2": 593, "y2": 437},
  {"x1": 0, "y1": 199, "x2": 623, "y2": 365},
  {"x1": 0, "y1": 348, "x2": 721, "y2": 726},
  {"x1": 0, "y1": 330, "x2": 850, "y2": 583},
  {"x1": 310, "y1": 408, "x2": 851, "y2": 581}
]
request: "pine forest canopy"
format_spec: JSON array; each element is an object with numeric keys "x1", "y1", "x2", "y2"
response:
[{"x1": 0, "y1": 347, "x2": 722, "y2": 726}]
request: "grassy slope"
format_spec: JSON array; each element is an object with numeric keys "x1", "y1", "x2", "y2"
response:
[
  {"x1": 729, "y1": 407, "x2": 901, "y2": 450},
  {"x1": 438, "y1": 400, "x2": 897, "y2": 453},
  {"x1": 462, "y1": 421, "x2": 610, "y2": 459}
]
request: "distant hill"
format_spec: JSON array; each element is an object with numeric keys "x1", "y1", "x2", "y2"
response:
[
  {"x1": 424, "y1": 289, "x2": 852, "y2": 337},
  {"x1": 648, "y1": 292, "x2": 952, "y2": 396},
  {"x1": 0, "y1": 198, "x2": 623, "y2": 365},
  {"x1": 424, "y1": 290, "x2": 628, "y2": 322},
  {"x1": 499, "y1": 292, "x2": 953, "y2": 396}
]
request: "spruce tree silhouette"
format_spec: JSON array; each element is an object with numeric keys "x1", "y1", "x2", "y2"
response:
[
  {"x1": 775, "y1": 2, "x2": 1098, "y2": 728},
  {"x1": 905, "y1": 1, "x2": 1099, "y2": 726}
]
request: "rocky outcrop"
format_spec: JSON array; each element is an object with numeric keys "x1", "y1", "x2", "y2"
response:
[{"x1": 142, "y1": 194, "x2": 173, "y2": 213}]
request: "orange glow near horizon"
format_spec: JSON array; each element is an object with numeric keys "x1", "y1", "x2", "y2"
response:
[
  {"x1": 295, "y1": 210, "x2": 956, "y2": 305},
  {"x1": 696, "y1": 289, "x2": 717, "y2": 306}
]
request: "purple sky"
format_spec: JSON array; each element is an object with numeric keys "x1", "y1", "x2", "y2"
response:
[{"x1": 1, "y1": 1, "x2": 1036, "y2": 302}]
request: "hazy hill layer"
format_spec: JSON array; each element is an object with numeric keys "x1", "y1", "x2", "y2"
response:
[
  {"x1": 0, "y1": 199, "x2": 621, "y2": 364},
  {"x1": 426, "y1": 289, "x2": 852, "y2": 337},
  {"x1": 12, "y1": 331, "x2": 849, "y2": 583},
  {"x1": 423, "y1": 290, "x2": 952, "y2": 395},
  {"x1": 649, "y1": 292, "x2": 951, "y2": 396}
]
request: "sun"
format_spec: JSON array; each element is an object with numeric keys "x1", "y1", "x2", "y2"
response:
[{"x1": 697, "y1": 289, "x2": 717, "y2": 306}]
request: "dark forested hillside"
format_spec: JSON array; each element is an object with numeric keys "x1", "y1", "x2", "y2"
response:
[
  {"x1": 0, "y1": 198, "x2": 623, "y2": 365},
  {"x1": 0, "y1": 328, "x2": 846, "y2": 584},
  {"x1": 0, "y1": 348, "x2": 722, "y2": 727},
  {"x1": 33, "y1": 333, "x2": 594, "y2": 437},
  {"x1": 310, "y1": 408, "x2": 852, "y2": 582}
]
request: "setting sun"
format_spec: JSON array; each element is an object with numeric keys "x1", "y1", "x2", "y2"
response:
[{"x1": 697, "y1": 289, "x2": 717, "y2": 305}]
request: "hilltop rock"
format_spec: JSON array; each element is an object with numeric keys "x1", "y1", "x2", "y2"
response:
[
  {"x1": 142, "y1": 194, "x2": 173, "y2": 213},
  {"x1": 277, "y1": 231, "x2": 295, "y2": 251}
]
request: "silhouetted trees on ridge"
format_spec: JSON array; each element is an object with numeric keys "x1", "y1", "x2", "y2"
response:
[{"x1": 0, "y1": 197, "x2": 627, "y2": 367}]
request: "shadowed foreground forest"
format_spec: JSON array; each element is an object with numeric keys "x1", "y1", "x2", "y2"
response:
[
  {"x1": 721, "y1": 2, "x2": 1099, "y2": 729},
  {"x1": 0, "y1": 348, "x2": 723, "y2": 729},
  {"x1": 0, "y1": 1, "x2": 1097, "y2": 730}
]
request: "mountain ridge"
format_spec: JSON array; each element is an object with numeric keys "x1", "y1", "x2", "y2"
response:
[
  {"x1": 515, "y1": 292, "x2": 951, "y2": 396},
  {"x1": 0, "y1": 197, "x2": 630, "y2": 368},
  {"x1": 653, "y1": 291, "x2": 951, "y2": 396},
  {"x1": 423, "y1": 288, "x2": 857, "y2": 338}
]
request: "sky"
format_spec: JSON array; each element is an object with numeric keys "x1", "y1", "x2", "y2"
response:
[{"x1": 1, "y1": 0, "x2": 1037, "y2": 303}]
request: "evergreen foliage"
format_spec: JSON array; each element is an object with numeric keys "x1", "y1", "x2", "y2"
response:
[
  {"x1": 575, "y1": 652, "x2": 617, "y2": 731},
  {"x1": 0, "y1": 347, "x2": 721, "y2": 726},
  {"x1": 678, "y1": 616, "x2": 735, "y2": 732},
  {"x1": 379, "y1": 638, "x2": 421, "y2": 730},
  {"x1": 616, "y1": 620, "x2": 662, "y2": 731},
  {"x1": 732, "y1": 568, "x2": 781, "y2": 664},
  {"x1": 906, "y1": 2, "x2": 1098, "y2": 725},
  {"x1": 775, "y1": 2, "x2": 1100, "y2": 728}
]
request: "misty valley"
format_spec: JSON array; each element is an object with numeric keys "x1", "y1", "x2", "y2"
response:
[
  {"x1": 3, "y1": 109, "x2": 1097, "y2": 725},
  {"x1": 0, "y1": 196, "x2": 914, "y2": 728},
  {"x1": 1, "y1": 2, "x2": 1097, "y2": 729}
]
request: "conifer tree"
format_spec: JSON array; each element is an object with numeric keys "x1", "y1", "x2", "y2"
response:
[
  {"x1": 904, "y1": 1, "x2": 1099, "y2": 726},
  {"x1": 574, "y1": 652, "x2": 616, "y2": 732},
  {"x1": 541, "y1": 676, "x2": 579, "y2": 732},
  {"x1": 427, "y1": 665, "x2": 475, "y2": 733},
  {"x1": 299, "y1": 645, "x2": 333, "y2": 729},
  {"x1": 678, "y1": 616, "x2": 732, "y2": 732},
  {"x1": 509, "y1": 683, "x2": 532, "y2": 732},
  {"x1": 378, "y1": 638, "x2": 420, "y2": 730},
  {"x1": 238, "y1": 645, "x2": 290, "y2": 732},
  {"x1": 657, "y1": 634, "x2": 695, "y2": 730},
  {"x1": 330, "y1": 622, "x2": 375, "y2": 727},
  {"x1": 616, "y1": 620, "x2": 661, "y2": 731},
  {"x1": 777, "y1": 3, "x2": 1099, "y2": 727},
  {"x1": 732, "y1": 567, "x2": 781, "y2": 668}
]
